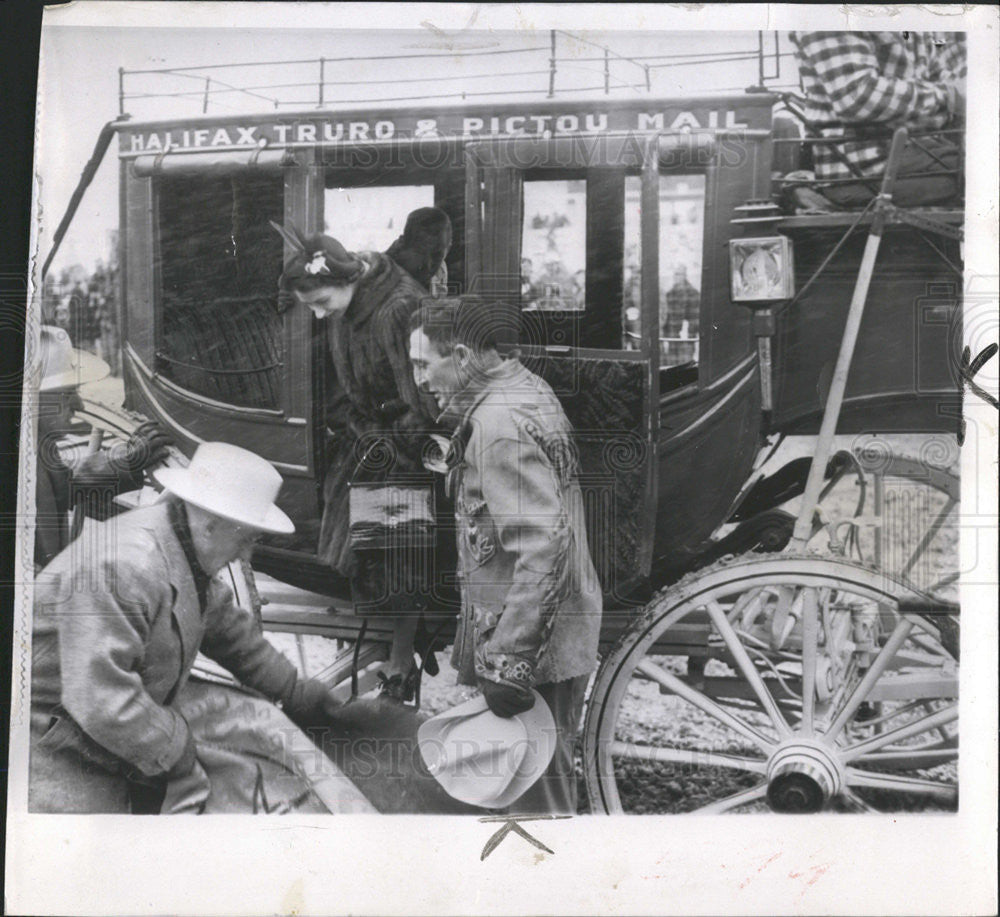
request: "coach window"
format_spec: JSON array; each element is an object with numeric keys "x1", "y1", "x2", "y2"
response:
[
  {"x1": 155, "y1": 173, "x2": 284, "y2": 410},
  {"x1": 624, "y1": 174, "x2": 705, "y2": 366},
  {"x1": 519, "y1": 179, "x2": 587, "y2": 313},
  {"x1": 325, "y1": 184, "x2": 435, "y2": 252}
]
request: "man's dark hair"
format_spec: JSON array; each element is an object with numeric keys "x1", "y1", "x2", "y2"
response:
[{"x1": 409, "y1": 296, "x2": 510, "y2": 356}]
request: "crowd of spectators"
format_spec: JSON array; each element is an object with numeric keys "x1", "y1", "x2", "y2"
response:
[{"x1": 41, "y1": 261, "x2": 121, "y2": 376}]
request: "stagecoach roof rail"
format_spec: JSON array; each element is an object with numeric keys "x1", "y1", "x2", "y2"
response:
[
  {"x1": 118, "y1": 40, "x2": 789, "y2": 77},
  {"x1": 119, "y1": 39, "x2": 637, "y2": 114},
  {"x1": 126, "y1": 71, "x2": 557, "y2": 99},
  {"x1": 124, "y1": 84, "x2": 650, "y2": 112},
  {"x1": 124, "y1": 46, "x2": 554, "y2": 74},
  {"x1": 117, "y1": 34, "x2": 793, "y2": 116},
  {"x1": 122, "y1": 79, "x2": 803, "y2": 112}
]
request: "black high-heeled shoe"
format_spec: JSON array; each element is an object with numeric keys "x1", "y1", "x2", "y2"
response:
[{"x1": 376, "y1": 666, "x2": 419, "y2": 704}]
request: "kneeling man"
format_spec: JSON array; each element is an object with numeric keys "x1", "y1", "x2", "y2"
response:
[
  {"x1": 30, "y1": 442, "x2": 345, "y2": 813},
  {"x1": 409, "y1": 297, "x2": 602, "y2": 814}
]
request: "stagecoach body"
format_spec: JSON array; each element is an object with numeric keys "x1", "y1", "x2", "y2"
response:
[
  {"x1": 80, "y1": 87, "x2": 962, "y2": 814},
  {"x1": 115, "y1": 92, "x2": 961, "y2": 601}
]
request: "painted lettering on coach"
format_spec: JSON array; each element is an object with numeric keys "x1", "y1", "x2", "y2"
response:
[{"x1": 122, "y1": 104, "x2": 761, "y2": 154}]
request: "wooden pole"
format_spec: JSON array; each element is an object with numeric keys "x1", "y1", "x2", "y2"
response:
[
  {"x1": 548, "y1": 30, "x2": 556, "y2": 98},
  {"x1": 790, "y1": 129, "x2": 910, "y2": 547},
  {"x1": 42, "y1": 121, "x2": 121, "y2": 279}
]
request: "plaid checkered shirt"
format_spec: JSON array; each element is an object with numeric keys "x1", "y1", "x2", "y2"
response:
[{"x1": 789, "y1": 31, "x2": 966, "y2": 182}]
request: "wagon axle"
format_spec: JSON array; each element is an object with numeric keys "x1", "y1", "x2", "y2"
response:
[{"x1": 765, "y1": 740, "x2": 843, "y2": 813}]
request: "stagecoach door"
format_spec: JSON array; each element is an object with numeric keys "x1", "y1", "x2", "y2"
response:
[
  {"x1": 122, "y1": 150, "x2": 322, "y2": 544},
  {"x1": 465, "y1": 135, "x2": 663, "y2": 602}
]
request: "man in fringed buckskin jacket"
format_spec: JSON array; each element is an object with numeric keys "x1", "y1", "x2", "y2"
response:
[{"x1": 408, "y1": 297, "x2": 602, "y2": 814}]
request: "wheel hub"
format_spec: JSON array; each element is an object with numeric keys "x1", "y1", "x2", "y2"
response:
[{"x1": 766, "y1": 741, "x2": 843, "y2": 813}]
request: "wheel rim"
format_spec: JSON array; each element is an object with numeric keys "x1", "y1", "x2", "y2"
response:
[
  {"x1": 584, "y1": 557, "x2": 958, "y2": 814},
  {"x1": 805, "y1": 446, "x2": 960, "y2": 600}
]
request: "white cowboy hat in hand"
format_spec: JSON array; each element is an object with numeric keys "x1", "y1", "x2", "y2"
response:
[
  {"x1": 417, "y1": 690, "x2": 556, "y2": 809},
  {"x1": 154, "y1": 442, "x2": 295, "y2": 534}
]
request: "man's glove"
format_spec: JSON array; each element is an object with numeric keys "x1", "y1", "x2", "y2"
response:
[
  {"x1": 282, "y1": 677, "x2": 342, "y2": 727},
  {"x1": 480, "y1": 680, "x2": 535, "y2": 719},
  {"x1": 125, "y1": 421, "x2": 174, "y2": 474},
  {"x1": 107, "y1": 421, "x2": 173, "y2": 477}
]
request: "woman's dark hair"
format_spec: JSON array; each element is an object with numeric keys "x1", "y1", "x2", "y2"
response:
[
  {"x1": 282, "y1": 272, "x2": 344, "y2": 293},
  {"x1": 273, "y1": 223, "x2": 365, "y2": 293}
]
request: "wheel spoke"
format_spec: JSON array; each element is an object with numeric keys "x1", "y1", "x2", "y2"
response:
[
  {"x1": 825, "y1": 617, "x2": 914, "y2": 740},
  {"x1": 873, "y1": 471, "x2": 885, "y2": 568},
  {"x1": 691, "y1": 782, "x2": 768, "y2": 814},
  {"x1": 854, "y1": 748, "x2": 957, "y2": 769},
  {"x1": 925, "y1": 702, "x2": 953, "y2": 744},
  {"x1": 799, "y1": 587, "x2": 819, "y2": 735},
  {"x1": 840, "y1": 788, "x2": 877, "y2": 813},
  {"x1": 705, "y1": 602, "x2": 793, "y2": 738},
  {"x1": 846, "y1": 768, "x2": 957, "y2": 802},
  {"x1": 900, "y1": 496, "x2": 957, "y2": 580},
  {"x1": 928, "y1": 572, "x2": 959, "y2": 594},
  {"x1": 841, "y1": 703, "x2": 957, "y2": 761},
  {"x1": 635, "y1": 659, "x2": 776, "y2": 752},
  {"x1": 610, "y1": 740, "x2": 766, "y2": 774},
  {"x1": 724, "y1": 589, "x2": 764, "y2": 626}
]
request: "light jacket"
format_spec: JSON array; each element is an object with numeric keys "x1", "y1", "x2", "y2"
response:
[
  {"x1": 442, "y1": 358, "x2": 601, "y2": 688},
  {"x1": 31, "y1": 501, "x2": 318, "y2": 783}
]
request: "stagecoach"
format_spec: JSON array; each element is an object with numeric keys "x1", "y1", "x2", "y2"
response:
[{"x1": 48, "y1": 72, "x2": 963, "y2": 814}]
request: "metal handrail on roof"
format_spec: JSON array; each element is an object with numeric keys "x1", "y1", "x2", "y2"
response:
[{"x1": 117, "y1": 30, "x2": 791, "y2": 117}]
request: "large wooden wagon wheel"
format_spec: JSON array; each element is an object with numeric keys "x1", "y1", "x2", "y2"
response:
[
  {"x1": 583, "y1": 554, "x2": 958, "y2": 814},
  {"x1": 796, "y1": 443, "x2": 960, "y2": 601}
]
